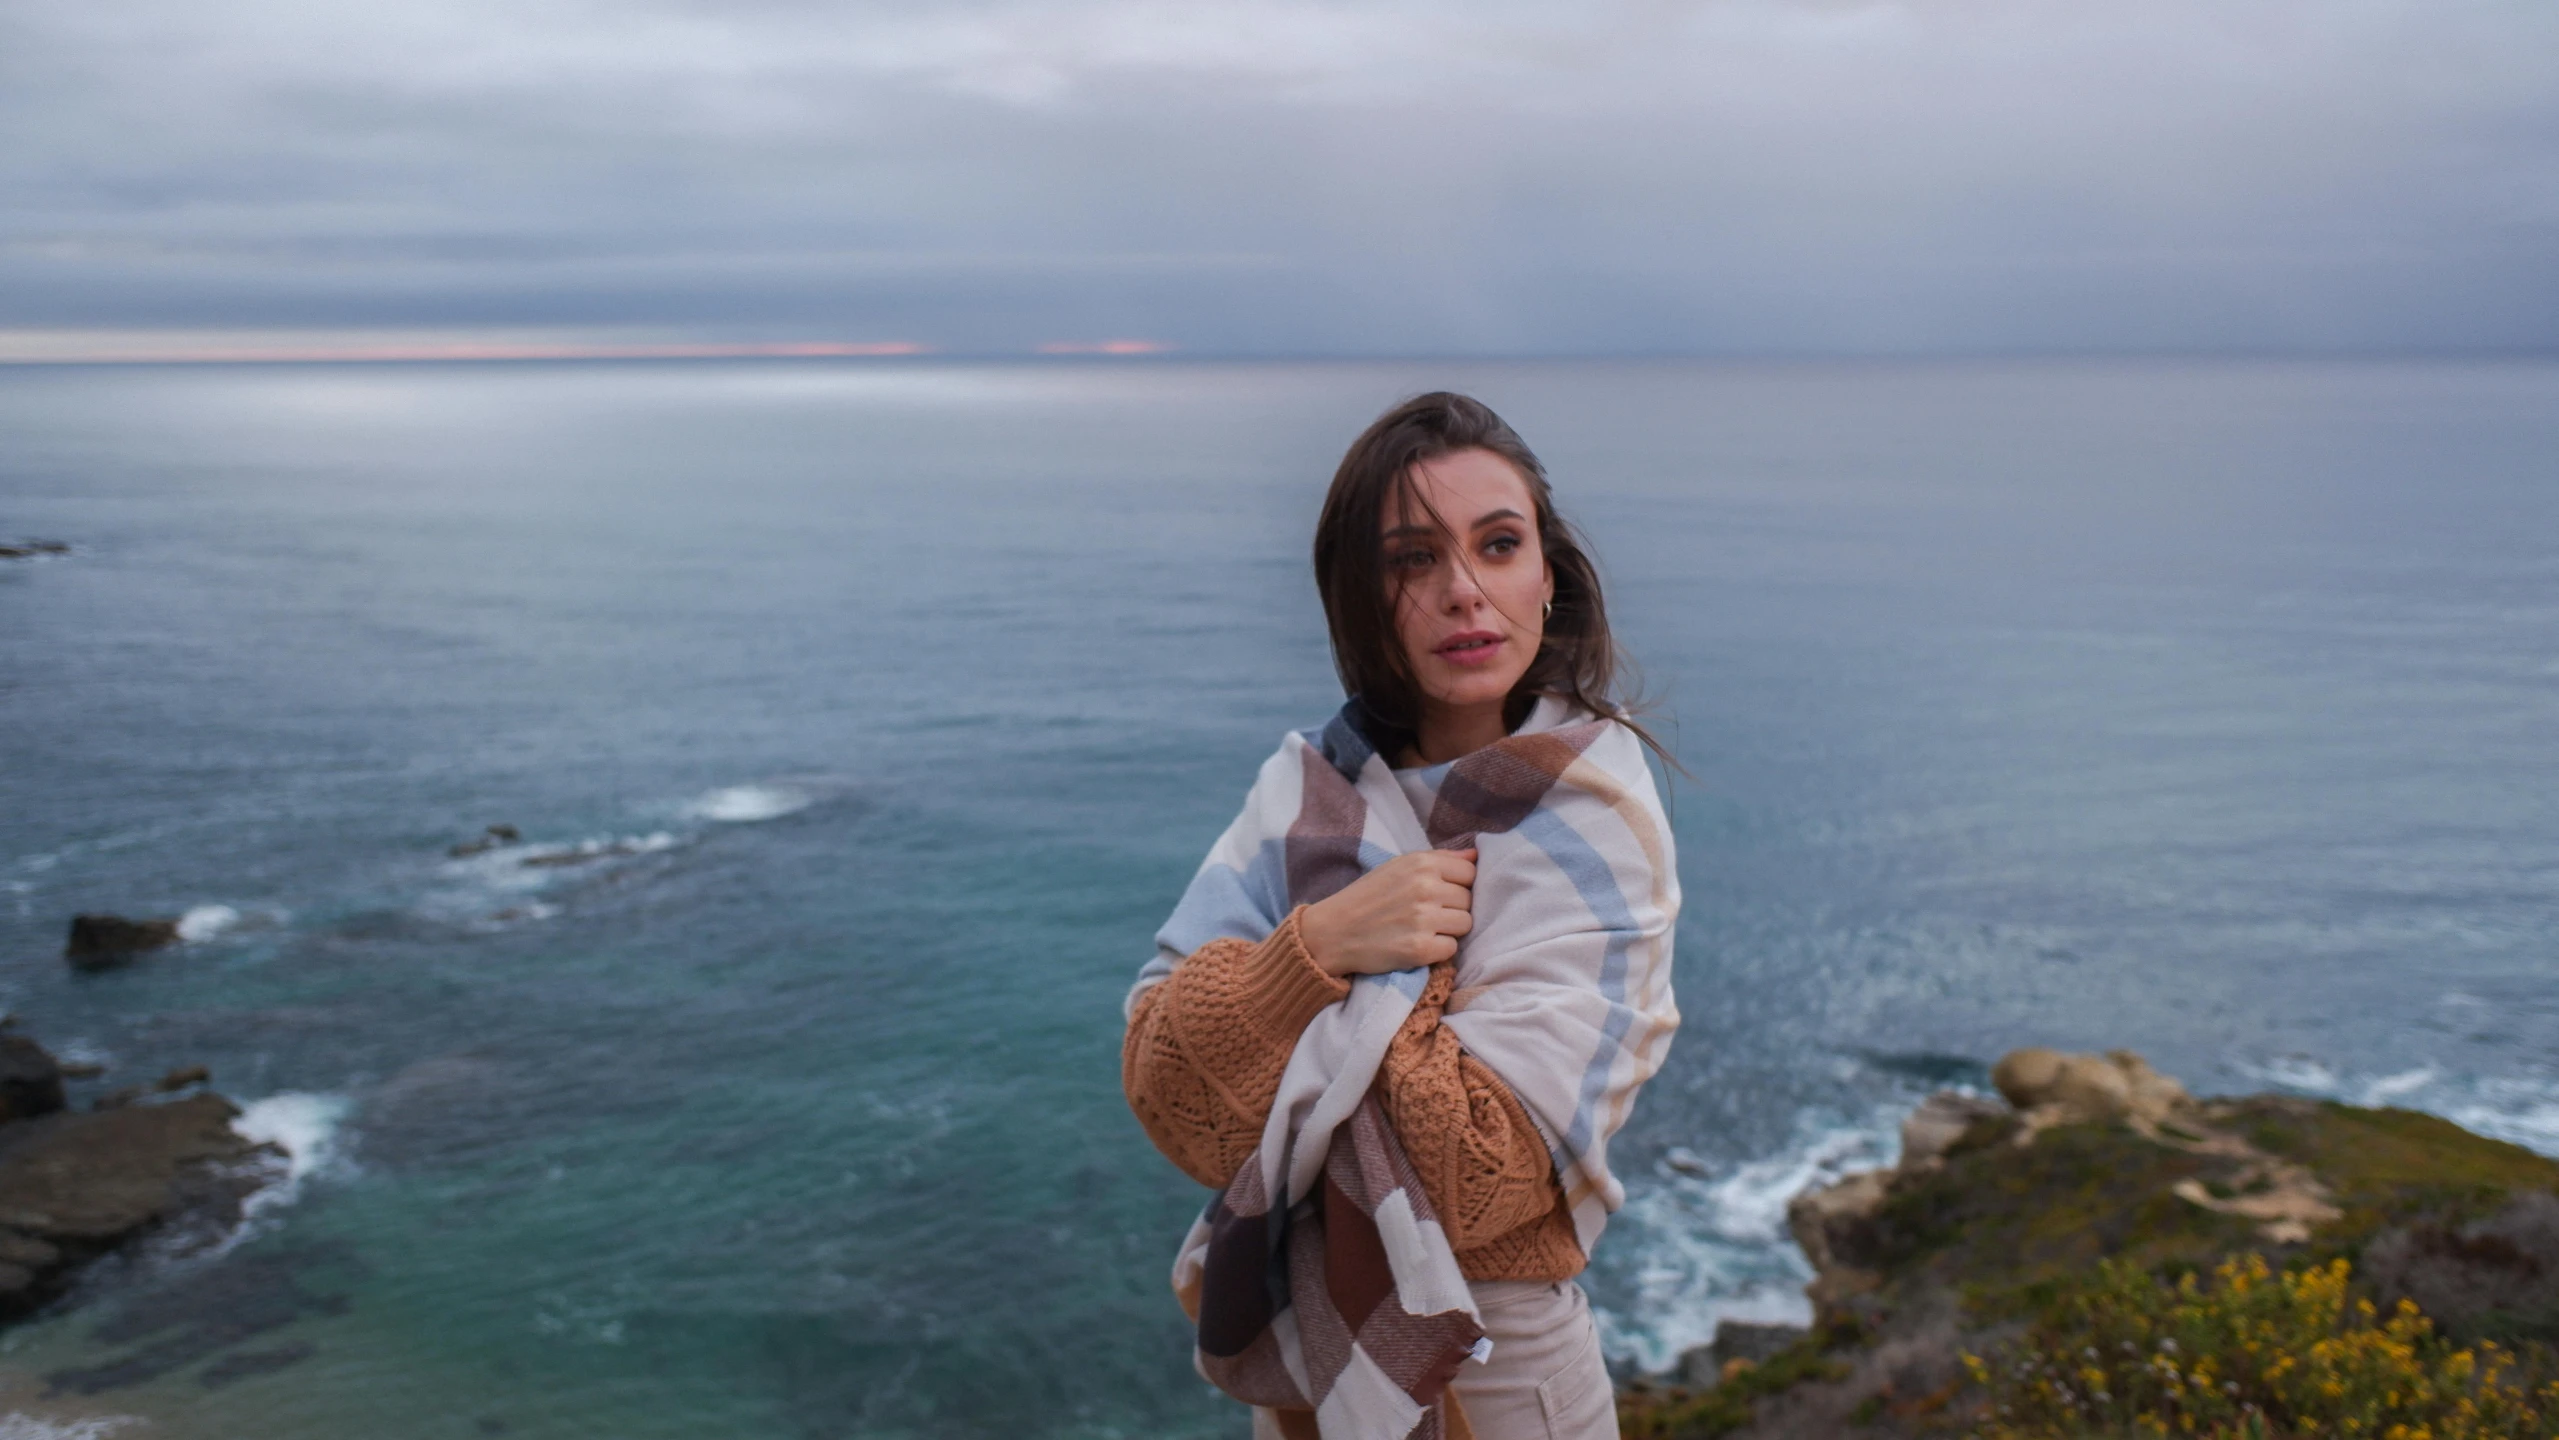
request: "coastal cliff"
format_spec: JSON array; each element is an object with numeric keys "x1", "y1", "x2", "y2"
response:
[{"x1": 1619, "y1": 1049, "x2": 2559, "y2": 1438}]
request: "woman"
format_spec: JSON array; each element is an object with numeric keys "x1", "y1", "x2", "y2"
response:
[{"x1": 1123, "y1": 393, "x2": 1680, "y2": 1440}]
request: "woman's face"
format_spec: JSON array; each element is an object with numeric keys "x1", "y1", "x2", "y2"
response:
[{"x1": 1381, "y1": 447, "x2": 1555, "y2": 725}]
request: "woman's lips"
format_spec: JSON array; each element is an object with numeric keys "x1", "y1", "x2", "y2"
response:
[{"x1": 1433, "y1": 631, "x2": 1505, "y2": 667}]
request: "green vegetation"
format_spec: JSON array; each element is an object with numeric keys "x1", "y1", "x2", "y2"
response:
[
  {"x1": 1618, "y1": 1330, "x2": 1855, "y2": 1439},
  {"x1": 1613, "y1": 1093, "x2": 2559, "y2": 1437},
  {"x1": 1859, "y1": 1113, "x2": 2268, "y2": 1317},
  {"x1": 2234, "y1": 1102, "x2": 2559, "y2": 1254},
  {"x1": 1858, "y1": 1099, "x2": 2559, "y2": 1326},
  {"x1": 1966, "y1": 1254, "x2": 2559, "y2": 1439}
]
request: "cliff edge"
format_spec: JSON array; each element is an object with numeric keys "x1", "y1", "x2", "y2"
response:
[{"x1": 1619, "y1": 1049, "x2": 2559, "y2": 1438}]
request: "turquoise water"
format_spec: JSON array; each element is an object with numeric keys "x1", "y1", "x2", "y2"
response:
[{"x1": 0, "y1": 359, "x2": 2553, "y2": 1436}]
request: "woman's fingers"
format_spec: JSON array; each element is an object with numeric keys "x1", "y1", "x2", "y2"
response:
[
  {"x1": 1434, "y1": 850, "x2": 1478, "y2": 887},
  {"x1": 1308, "y1": 847, "x2": 1491, "y2": 975}
]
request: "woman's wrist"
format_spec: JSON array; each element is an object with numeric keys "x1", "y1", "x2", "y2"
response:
[
  {"x1": 1230, "y1": 908, "x2": 1349, "y2": 1035},
  {"x1": 1296, "y1": 897, "x2": 1343, "y2": 977}
]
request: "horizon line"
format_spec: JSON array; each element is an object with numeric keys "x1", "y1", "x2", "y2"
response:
[{"x1": 1, "y1": 339, "x2": 2553, "y2": 369}]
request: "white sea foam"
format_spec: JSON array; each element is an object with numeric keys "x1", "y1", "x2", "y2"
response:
[
  {"x1": 0, "y1": 1416, "x2": 139, "y2": 1440},
  {"x1": 1593, "y1": 1102, "x2": 1907, "y2": 1375},
  {"x1": 516, "y1": 832, "x2": 680, "y2": 866},
  {"x1": 683, "y1": 784, "x2": 812, "y2": 823},
  {"x1": 2359, "y1": 1066, "x2": 2439, "y2": 1105},
  {"x1": 174, "y1": 904, "x2": 239, "y2": 942},
  {"x1": 48, "y1": 1040, "x2": 112, "y2": 1070},
  {"x1": 232, "y1": 1091, "x2": 354, "y2": 1221},
  {"x1": 2248, "y1": 1054, "x2": 2340, "y2": 1093},
  {"x1": 427, "y1": 831, "x2": 683, "y2": 921},
  {"x1": 2233, "y1": 1055, "x2": 2559, "y2": 1160},
  {"x1": 2450, "y1": 1078, "x2": 2559, "y2": 1155}
]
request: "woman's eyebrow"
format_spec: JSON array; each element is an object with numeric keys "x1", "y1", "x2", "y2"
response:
[{"x1": 1381, "y1": 507, "x2": 1524, "y2": 541}]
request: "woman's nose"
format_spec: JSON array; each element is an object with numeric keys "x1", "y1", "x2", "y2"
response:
[{"x1": 1441, "y1": 563, "x2": 1486, "y2": 610}]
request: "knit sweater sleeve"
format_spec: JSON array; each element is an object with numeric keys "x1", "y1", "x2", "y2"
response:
[
  {"x1": 1121, "y1": 913, "x2": 1571, "y2": 1269},
  {"x1": 1121, "y1": 907, "x2": 1349, "y2": 1190},
  {"x1": 1378, "y1": 961, "x2": 1569, "y2": 1255}
]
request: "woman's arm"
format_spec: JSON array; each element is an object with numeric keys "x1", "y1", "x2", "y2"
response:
[
  {"x1": 1378, "y1": 961, "x2": 1575, "y2": 1257},
  {"x1": 1123, "y1": 848, "x2": 1474, "y2": 1188},
  {"x1": 1121, "y1": 907, "x2": 1348, "y2": 1189}
]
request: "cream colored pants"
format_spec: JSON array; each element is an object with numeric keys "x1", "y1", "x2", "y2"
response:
[
  {"x1": 1253, "y1": 1280, "x2": 1618, "y2": 1440},
  {"x1": 1450, "y1": 1280, "x2": 1618, "y2": 1440}
]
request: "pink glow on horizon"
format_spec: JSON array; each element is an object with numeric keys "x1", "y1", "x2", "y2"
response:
[
  {"x1": 1034, "y1": 339, "x2": 1173, "y2": 355},
  {"x1": 0, "y1": 340, "x2": 929, "y2": 366}
]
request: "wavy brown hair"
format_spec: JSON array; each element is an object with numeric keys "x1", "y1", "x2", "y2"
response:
[{"x1": 1311, "y1": 391, "x2": 1662, "y2": 762}]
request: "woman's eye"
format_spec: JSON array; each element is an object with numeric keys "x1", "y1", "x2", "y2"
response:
[
  {"x1": 1389, "y1": 548, "x2": 1434, "y2": 570},
  {"x1": 1484, "y1": 534, "x2": 1520, "y2": 556}
]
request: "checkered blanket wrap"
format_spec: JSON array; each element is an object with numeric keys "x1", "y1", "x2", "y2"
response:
[
  {"x1": 1192, "y1": 1089, "x2": 1481, "y2": 1438},
  {"x1": 1130, "y1": 697, "x2": 1681, "y2": 1439}
]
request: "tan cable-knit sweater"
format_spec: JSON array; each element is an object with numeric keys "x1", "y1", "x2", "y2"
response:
[{"x1": 1122, "y1": 906, "x2": 1585, "y2": 1280}]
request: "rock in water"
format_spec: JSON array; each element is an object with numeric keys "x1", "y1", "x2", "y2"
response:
[
  {"x1": 0, "y1": 1093, "x2": 284, "y2": 1317},
  {"x1": 448, "y1": 824, "x2": 521, "y2": 858},
  {"x1": 0, "y1": 1038, "x2": 65, "y2": 1124},
  {"x1": 154, "y1": 1065, "x2": 211, "y2": 1093},
  {"x1": 64, "y1": 915, "x2": 182, "y2": 970},
  {"x1": 1786, "y1": 1168, "x2": 1894, "y2": 1306}
]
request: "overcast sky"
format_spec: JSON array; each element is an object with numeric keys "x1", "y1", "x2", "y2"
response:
[{"x1": 4, "y1": 0, "x2": 2555, "y2": 357}]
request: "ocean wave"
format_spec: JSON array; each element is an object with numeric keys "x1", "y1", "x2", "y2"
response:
[
  {"x1": 1594, "y1": 1101, "x2": 1909, "y2": 1376},
  {"x1": 174, "y1": 904, "x2": 239, "y2": 942},
  {"x1": 514, "y1": 832, "x2": 680, "y2": 868},
  {"x1": 424, "y1": 831, "x2": 683, "y2": 922},
  {"x1": 682, "y1": 784, "x2": 812, "y2": 823},
  {"x1": 232, "y1": 1091, "x2": 354, "y2": 1224},
  {"x1": 2230, "y1": 1055, "x2": 2559, "y2": 1159},
  {"x1": 0, "y1": 1416, "x2": 140, "y2": 1440}
]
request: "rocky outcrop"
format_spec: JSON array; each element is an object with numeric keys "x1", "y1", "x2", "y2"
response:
[
  {"x1": 1991, "y1": 1046, "x2": 2194, "y2": 1143},
  {"x1": 1676, "y1": 1321, "x2": 1810, "y2": 1389},
  {"x1": 2362, "y1": 1189, "x2": 2559, "y2": 1345},
  {"x1": 1618, "y1": 1049, "x2": 2559, "y2": 1439},
  {"x1": 0, "y1": 1037, "x2": 68, "y2": 1124},
  {"x1": 0, "y1": 1034, "x2": 281, "y2": 1321},
  {"x1": 64, "y1": 915, "x2": 182, "y2": 970},
  {"x1": 447, "y1": 824, "x2": 521, "y2": 857},
  {"x1": 0, "y1": 540, "x2": 70, "y2": 560},
  {"x1": 1779, "y1": 1092, "x2": 2008, "y2": 1311},
  {"x1": 1892, "y1": 1091, "x2": 2007, "y2": 1174}
]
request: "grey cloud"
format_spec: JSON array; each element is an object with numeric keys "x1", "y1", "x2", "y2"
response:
[{"x1": 2, "y1": 0, "x2": 2553, "y2": 353}]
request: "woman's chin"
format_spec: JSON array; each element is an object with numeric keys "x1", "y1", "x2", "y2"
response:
[{"x1": 1418, "y1": 669, "x2": 1530, "y2": 716}]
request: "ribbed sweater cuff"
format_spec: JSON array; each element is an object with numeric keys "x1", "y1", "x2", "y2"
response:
[{"x1": 1237, "y1": 907, "x2": 1350, "y2": 1047}]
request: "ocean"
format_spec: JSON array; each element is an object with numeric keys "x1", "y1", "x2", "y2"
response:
[{"x1": 0, "y1": 357, "x2": 2552, "y2": 1437}]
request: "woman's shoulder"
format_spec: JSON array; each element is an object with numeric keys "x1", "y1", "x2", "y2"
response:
[{"x1": 1516, "y1": 693, "x2": 1637, "y2": 749}]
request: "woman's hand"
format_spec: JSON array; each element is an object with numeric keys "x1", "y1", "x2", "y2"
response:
[{"x1": 1298, "y1": 848, "x2": 1477, "y2": 978}]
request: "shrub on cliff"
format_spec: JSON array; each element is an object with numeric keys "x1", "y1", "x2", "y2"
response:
[{"x1": 1965, "y1": 1254, "x2": 2559, "y2": 1439}]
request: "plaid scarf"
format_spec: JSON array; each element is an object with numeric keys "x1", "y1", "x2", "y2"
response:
[{"x1": 1131, "y1": 697, "x2": 1681, "y2": 1439}]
